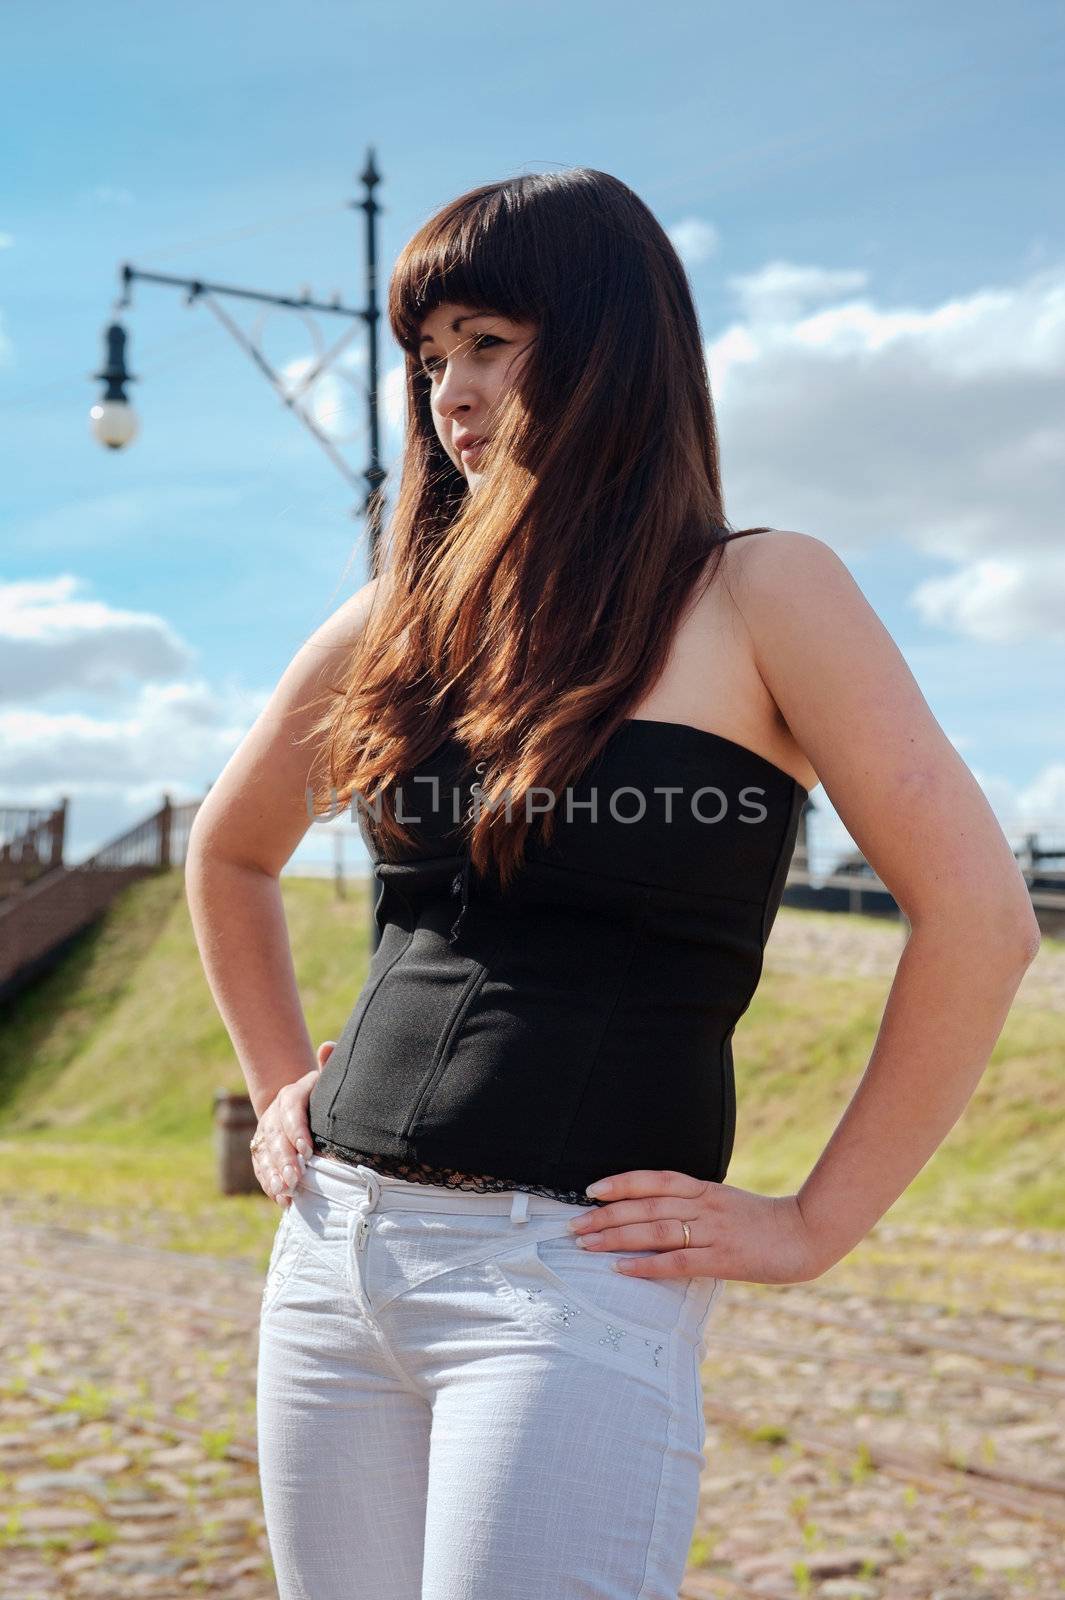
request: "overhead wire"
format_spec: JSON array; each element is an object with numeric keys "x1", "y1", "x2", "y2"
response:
[{"x1": 129, "y1": 200, "x2": 352, "y2": 264}]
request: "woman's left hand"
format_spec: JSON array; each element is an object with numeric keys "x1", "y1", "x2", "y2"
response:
[{"x1": 568, "y1": 1170, "x2": 828, "y2": 1286}]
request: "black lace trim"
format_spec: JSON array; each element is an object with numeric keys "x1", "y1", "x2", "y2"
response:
[{"x1": 309, "y1": 1136, "x2": 606, "y2": 1209}]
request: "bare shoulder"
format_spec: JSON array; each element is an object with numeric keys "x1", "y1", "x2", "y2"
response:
[
  {"x1": 720, "y1": 527, "x2": 892, "y2": 696},
  {"x1": 722, "y1": 528, "x2": 1037, "y2": 943},
  {"x1": 719, "y1": 527, "x2": 846, "y2": 598},
  {"x1": 305, "y1": 568, "x2": 391, "y2": 657}
]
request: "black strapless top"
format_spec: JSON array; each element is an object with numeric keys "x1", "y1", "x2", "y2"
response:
[{"x1": 308, "y1": 719, "x2": 809, "y2": 1207}]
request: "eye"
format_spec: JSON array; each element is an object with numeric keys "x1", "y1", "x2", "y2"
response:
[{"x1": 421, "y1": 333, "x2": 504, "y2": 378}]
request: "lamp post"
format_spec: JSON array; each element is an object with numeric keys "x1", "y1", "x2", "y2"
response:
[
  {"x1": 91, "y1": 146, "x2": 388, "y2": 952},
  {"x1": 89, "y1": 323, "x2": 139, "y2": 449}
]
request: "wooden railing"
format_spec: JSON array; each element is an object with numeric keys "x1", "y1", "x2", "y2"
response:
[
  {"x1": 81, "y1": 797, "x2": 202, "y2": 871},
  {"x1": 0, "y1": 794, "x2": 205, "y2": 1000},
  {"x1": 0, "y1": 801, "x2": 68, "y2": 899}
]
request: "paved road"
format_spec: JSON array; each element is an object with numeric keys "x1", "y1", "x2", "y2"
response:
[{"x1": 2, "y1": 1202, "x2": 1062, "y2": 1598}]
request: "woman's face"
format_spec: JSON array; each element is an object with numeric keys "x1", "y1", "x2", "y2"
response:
[{"x1": 417, "y1": 302, "x2": 537, "y2": 489}]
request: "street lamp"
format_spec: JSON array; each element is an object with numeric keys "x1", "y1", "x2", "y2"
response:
[
  {"x1": 89, "y1": 147, "x2": 386, "y2": 550},
  {"x1": 89, "y1": 147, "x2": 389, "y2": 952},
  {"x1": 89, "y1": 322, "x2": 139, "y2": 449}
]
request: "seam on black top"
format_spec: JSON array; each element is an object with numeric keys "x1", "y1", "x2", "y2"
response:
[
  {"x1": 554, "y1": 885, "x2": 652, "y2": 1176},
  {"x1": 325, "y1": 877, "x2": 415, "y2": 1128},
  {"x1": 731, "y1": 783, "x2": 803, "y2": 1038}
]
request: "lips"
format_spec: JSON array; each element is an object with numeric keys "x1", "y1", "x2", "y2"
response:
[{"x1": 455, "y1": 435, "x2": 487, "y2": 454}]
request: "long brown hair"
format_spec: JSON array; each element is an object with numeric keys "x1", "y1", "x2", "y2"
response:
[{"x1": 303, "y1": 167, "x2": 772, "y2": 889}]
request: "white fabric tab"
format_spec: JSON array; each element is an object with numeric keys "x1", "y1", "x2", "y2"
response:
[{"x1": 509, "y1": 1190, "x2": 530, "y2": 1225}]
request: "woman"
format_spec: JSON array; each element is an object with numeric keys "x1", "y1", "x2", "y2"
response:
[{"x1": 185, "y1": 168, "x2": 1040, "y2": 1599}]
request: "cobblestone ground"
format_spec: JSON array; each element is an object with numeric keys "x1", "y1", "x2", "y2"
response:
[
  {"x1": 2, "y1": 917, "x2": 1061, "y2": 1597},
  {"x1": 2, "y1": 1206, "x2": 1062, "y2": 1598},
  {"x1": 1, "y1": 1215, "x2": 271, "y2": 1599}
]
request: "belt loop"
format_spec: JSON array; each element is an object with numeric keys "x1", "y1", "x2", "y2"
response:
[
  {"x1": 510, "y1": 1190, "x2": 530, "y2": 1226},
  {"x1": 351, "y1": 1166, "x2": 381, "y2": 1253},
  {"x1": 354, "y1": 1165, "x2": 382, "y2": 1213}
]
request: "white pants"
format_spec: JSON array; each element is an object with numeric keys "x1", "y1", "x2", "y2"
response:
[{"x1": 256, "y1": 1153, "x2": 726, "y2": 1599}]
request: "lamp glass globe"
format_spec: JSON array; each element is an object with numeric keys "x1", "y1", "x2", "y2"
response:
[{"x1": 90, "y1": 399, "x2": 139, "y2": 450}]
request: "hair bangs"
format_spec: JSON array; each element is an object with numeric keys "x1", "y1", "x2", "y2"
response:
[{"x1": 389, "y1": 181, "x2": 545, "y2": 355}]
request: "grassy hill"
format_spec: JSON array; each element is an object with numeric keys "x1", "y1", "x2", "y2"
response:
[
  {"x1": 0, "y1": 869, "x2": 1061, "y2": 1265},
  {"x1": 0, "y1": 870, "x2": 373, "y2": 1263}
]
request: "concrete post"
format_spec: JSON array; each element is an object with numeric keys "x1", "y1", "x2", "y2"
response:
[{"x1": 213, "y1": 1089, "x2": 259, "y2": 1195}]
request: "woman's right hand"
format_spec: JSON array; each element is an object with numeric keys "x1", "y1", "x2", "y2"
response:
[{"x1": 250, "y1": 1039, "x2": 335, "y2": 1206}]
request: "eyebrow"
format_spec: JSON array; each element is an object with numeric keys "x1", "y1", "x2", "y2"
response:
[{"x1": 418, "y1": 313, "x2": 495, "y2": 348}]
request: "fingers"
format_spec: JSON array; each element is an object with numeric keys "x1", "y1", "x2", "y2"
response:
[
  {"x1": 251, "y1": 1148, "x2": 282, "y2": 1205},
  {"x1": 580, "y1": 1217, "x2": 692, "y2": 1251},
  {"x1": 285, "y1": 1052, "x2": 330, "y2": 1162},
  {"x1": 568, "y1": 1210, "x2": 703, "y2": 1277},
  {"x1": 568, "y1": 1192, "x2": 677, "y2": 1234},
  {"x1": 570, "y1": 1209, "x2": 700, "y2": 1259},
  {"x1": 251, "y1": 1042, "x2": 334, "y2": 1207},
  {"x1": 612, "y1": 1246, "x2": 702, "y2": 1278},
  {"x1": 585, "y1": 1169, "x2": 708, "y2": 1201},
  {"x1": 252, "y1": 1125, "x2": 305, "y2": 1207}
]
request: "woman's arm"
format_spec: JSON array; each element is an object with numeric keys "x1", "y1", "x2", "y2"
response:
[
  {"x1": 727, "y1": 531, "x2": 1041, "y2": 1271},
  {"x1": 185, "y1": 576, "x2": 382, "y2": 1121}
]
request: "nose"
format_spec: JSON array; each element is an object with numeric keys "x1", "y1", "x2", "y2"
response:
[{"x1": 434, "y1": 356, "x2": 480, "y2": 409}]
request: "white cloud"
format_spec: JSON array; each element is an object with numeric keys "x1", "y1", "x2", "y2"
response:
[
  {"x1": 0, "y1": 677, "x2": 265, "y2": 805},
  {"x1": 0, "y1": 573, "x2": 289, "y2": 855},
  {"x1": 668, "y1": 217, "x2": 720, "y2": 267},
  {"x1": 0, "y1": 575, "x2": 193, "y2": 701},
  {"x1": 708, "y1": 260, "x2": 1065, "y2": 639},
  {"x1": 727, "y1": 261, "x2": 869, "y2": 323},
  {"x1": 1013, "y1": 763, "x2": 1065, "y2": 837},
  {"x1": 279, "y1": 337, "x2": 367, "y2": 441},
  {"x1": 0, "y1": 232, "x2": 14, "y2": 250},
  {"x1": 910, "y1": 556, "x2": 1065, "y2": 643}
]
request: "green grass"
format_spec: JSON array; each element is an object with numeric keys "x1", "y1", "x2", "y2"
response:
[
  {"x1": 0, "y1": 870, "x2": 1061, "y2": 1261},
  {"x1": 0, "y1": 869, "x2": 372, "y2": 1262},
  {"x1": 728, "y1": 948, "x2": 1065, "y2": 1229}
]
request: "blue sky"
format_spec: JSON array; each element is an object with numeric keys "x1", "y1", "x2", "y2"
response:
[{"x1": 3, "y1": 0, "x2": 1063, "y2": 882}]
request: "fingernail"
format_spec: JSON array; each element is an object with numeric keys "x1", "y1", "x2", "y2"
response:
[
  {"x1": 586, "y1": 1179, "x2": 610, "y2": 1197},
  {"x1": 296, "y1": 1139, "x2": 310, "y2": 1157}
]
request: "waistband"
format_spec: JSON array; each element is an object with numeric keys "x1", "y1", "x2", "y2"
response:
[{"x1": 299, "y1": 1153, "x2": 591, "y2": 1219}]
